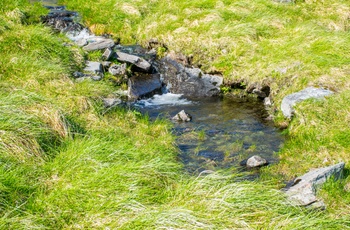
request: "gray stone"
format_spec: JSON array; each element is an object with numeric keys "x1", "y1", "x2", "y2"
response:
[
  {"x1": 73, "y1": 71, "x2": 85, "y2": 78},
  {"x1": 264, "y1": 97, "x2": 272, "y2": 107},
  {"x1": 246, "y1": 155, "x2": 268, "y2": 168},
  {"x1": 84, "y1": 61, "x2": 103, "y2": 74},
  {"x1": 285, "y1": 162, "x2": 345, "y2": 208},
  {"x1": 76, "y1": 38, "x2": 88, "y2": 47},
  {"x1": 158, "y1": 57, "x2": 223, "y2": 97},
  {"x1": 102, "y1": 98, "x2": 122, "y2": 108},
  {"x1": 101, "y1": 61, "x2": 112, "y2": 69},
  {"x1": 83, "y1": 38, "x2": 115, "y2": 51},
  {"x1": 116, "y1": 51, "x2": 151, "y2": 72},
  {"x1": 281, "y1": 87, "x2": 334, "y2": 118},
  {"x1": 109, "y1": 63, "x2": 127, "y2": 76},
  {"x1": 91, "y1": 75, "x2": 102, "y2": 81},
  {"x1": 172, "y1": 110, "x2": 192, "y2": 122},
  {"x1": 102, "y1": 48, "x2": 114, "y2": 61},
  {"x1": 128, "y1": 73, "x2": 162, "y2": 100}
]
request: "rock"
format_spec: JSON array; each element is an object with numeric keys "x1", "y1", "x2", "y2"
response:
[
  {"x1": 109, "y1": 63, "x2": 127, "y2": 76},
  {"x1": 281, "y1": 87, "x2": 334, "y2": 118},
  {"x1": 73, "y1": 71, "x2": 85, "y2": 78},
  {"x1": 91, "y1": 75, "x2": 102, "y2": 81},
  {"x1": 172, "y1": 110, "x2": 192, "y2": 122},
  {"x1": 116, "y1": 51, "x2": 152, "y2": 72},
  {"x1": 102, "y1": 47, "x2": 114, "y2": 61},
  {"x1": 198, "y1": 151, "x2": 224, "y2": 161},
  {"x1": 102, "y1": 98, "x2": 122, "y2": 108},
  {"x1": 76, "y1": 38, "x2": 88, "y2": 47},
  {"x1": 158, "y1": 57, "x2": 223, "y2": 97},
  {"x1": 83, "y1": 37, "x2": 115, "y2": 51},
  {"x1": 285, "y1": 162, "x2": 345, "y2": 208},
  {"x1": 101, "y1": 61, "x2": 112, "y2": 71},
  {"x1": 264, "y1": 97, "x2": 272, "y2": 107},
  {"x1": 252, "y1": 89, "x2": 267, "y2": 98},
  {"x1": 246, "y1": 155, "x2": 268, "y2": 168},
  {"x1": 128, "y1": 73, "x2": 162, "y2": 100},
  {"x1": 84, "y1": 61, "x2": 103, "y2": 74}
]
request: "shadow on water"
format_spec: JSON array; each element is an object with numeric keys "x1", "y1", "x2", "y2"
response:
[{"x1": 136, "y1": 95, "x2": 285, "y2": 176}]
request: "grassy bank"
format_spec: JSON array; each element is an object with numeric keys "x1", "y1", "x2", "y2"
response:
[
  {"x1": 0, "y1": 0, "x2": 350, "y2": 228},
  {"x1": 60, "y1": 0, "x2": 350, "y2": 186}
]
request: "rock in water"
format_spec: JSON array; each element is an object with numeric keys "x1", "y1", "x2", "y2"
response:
[
  {"x1": 281, "y1": 87, "x2": 333, "y2": 118},
  {"x1": 285, "y1": 162, "x2": 345, "y2": 209},
  {"x1": 116, "y1": 51, "x2": 151, "y2": 72},
  {"x1": 246, "y1": 155, "x2": 268, "y2": 168},
  {"x1": 172, "y1": 110, "x2": 192, "y2": 122},
  {"x1": 128, "y1": 73, "x2": 162, "y2": 100}
]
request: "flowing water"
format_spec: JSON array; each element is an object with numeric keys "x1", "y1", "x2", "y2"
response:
[
  {"x1": 31, "y1": 0, "x2": 285, "y2": 175},
  {"x1": 136, "y1": 94, "x2": 284, "y2": 174}
]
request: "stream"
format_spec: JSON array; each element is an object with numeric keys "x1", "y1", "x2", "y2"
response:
[{"x1": 31, "y1": 0, "x2": 285, "y2": 176}]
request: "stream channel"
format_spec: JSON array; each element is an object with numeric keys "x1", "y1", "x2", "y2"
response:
[{"x1": 31, "y1": 0, "x2": 285, "y2": 176}]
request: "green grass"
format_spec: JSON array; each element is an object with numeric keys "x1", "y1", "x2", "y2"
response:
[{"x1": 0, "y1": 0, "x2": 350, "y2": 228}]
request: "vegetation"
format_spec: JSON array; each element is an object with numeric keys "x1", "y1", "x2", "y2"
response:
[{"x1": 0, "y1": 0, "x2": 349, "y2": 229}]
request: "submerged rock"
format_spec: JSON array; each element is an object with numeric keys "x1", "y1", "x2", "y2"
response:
[
  {"x1": 281, "y1": 87, "x2": 334, "y2": 118},
  {"x1": 128, "y1": 73, "x2": 162, "y2": 100},
  {"x1": 285, "y1": 162, "x2": 345, "y2": 209},
  {"x1": 172, "y1": 110, "x2": 192, "y2": 122},
  {"x1": 198, "y1": 151, "x2": 224, "y2": 161},
  {"x1": 246, "y1": 155, "x2": 268, "y2": 168}
]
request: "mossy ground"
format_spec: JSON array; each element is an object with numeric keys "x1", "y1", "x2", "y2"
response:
[{"x1": 0, "y1": 0, "x2": 350, "y2": 228}]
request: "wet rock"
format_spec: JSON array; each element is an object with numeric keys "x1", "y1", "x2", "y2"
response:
[
  {"x1": 285, "y1": 162, "x2": 345, "y2": 208},
  {"x1": 116, "y1": 51, "x2": 152, "y2": 72},
  {"x1": 102, "y1": 47, "x2": 114, "y2": 61},
  {"x1": 281, "y1": 87, "x2": 334, "y2": 118},
  {"x1": 198, "y1": 151, "x2": 224, "y2": 161},
  {"x1": 102, "y1": 98, "x2": 122, "y2": 108},
  {"x1": 128, "y1": 73, "x2": 162, "y2": 100},
  {"x1": 109, "y1": 63, "x2": 127, "y2": 76},
  {"x1": 158, "y1": 57, "x2": 223, "y2": 97},
  {"x1": 83, "y1": 37, "x2": 115, "y2": 51},
  {"x1": 84, "y1": 61, "x2": 103, "y2": 74},
  {"x1": 246, "y1": 155, "x2": 268, "y2": 168},
  {"x1": 172, "y1": 110, "x2": 192, "y2": 122}
]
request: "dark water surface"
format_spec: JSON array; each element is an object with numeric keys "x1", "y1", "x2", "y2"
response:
[{"x1": 137, "y1": 95, "x2": 284, "y2": 174}]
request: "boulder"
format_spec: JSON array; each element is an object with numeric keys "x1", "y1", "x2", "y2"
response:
[
  {"x1": 281, "y1": 87, "x2": 334, "y2": 118},
  {"x1": 246, "y1": 155, "x2": 268, "y2": 168},
  {"x1": 172, "y1": 110, "x2": 192, "y2": 122},
  {"x1": 158, "y1": 57, "x2": 223, "y2": 97},
  {"x1": 128, "y1": 73, "x2": 162, "y2": 100},
  {"x1": 116, "y1": 51, "x2": 152, "y2": 72},
  {"x1": 84, "y1": 61, "x2": 103, "y2": 74},
  {"x1": 109, "y1": 63, "x2": 127, "y2": 76},
  {"x1": 285, "y1": 162, "x2": 345, "y2": 208},
  {"x1": 72, "y1": 71, "x2": 85, "y2": 78},
  {"x1": 83, "y1": 37, "x2": 115, "y2": 51}
]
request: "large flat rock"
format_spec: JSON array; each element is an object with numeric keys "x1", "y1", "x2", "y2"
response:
[
  {"x1": 285, "y1": 162, "x2": 345, "y2": 208},
  {"x1": 116, "y1": 51, "x2": 152, "y2": 72},
  {"x1": 83, "y1": 37, "x2": 115, "y2": 51},
  {"x1": 281, "y1": 87, "x2": 333, "y2": 118}
]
